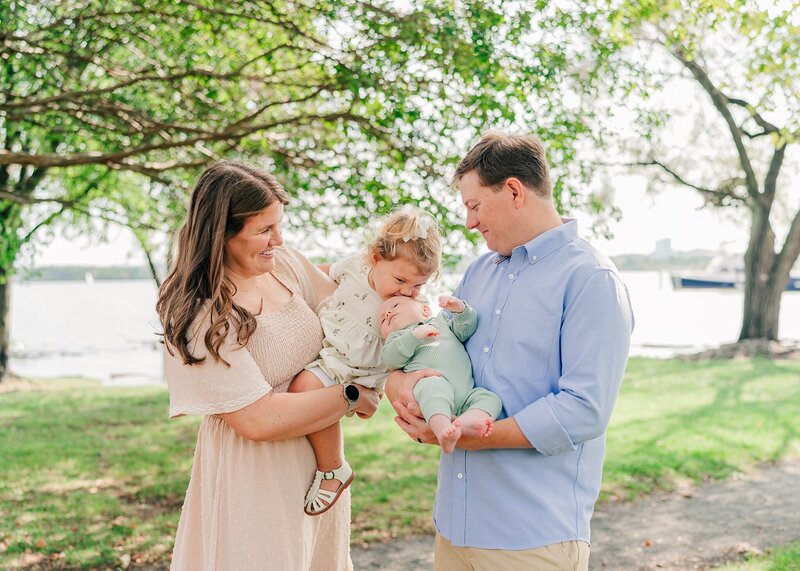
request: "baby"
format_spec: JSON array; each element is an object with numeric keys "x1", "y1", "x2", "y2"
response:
[{"x1": 379, "y1": 295, "x2": 502, "y2": 453}]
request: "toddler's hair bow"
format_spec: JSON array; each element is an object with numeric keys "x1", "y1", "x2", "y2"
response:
[{"x1": 403, "y1": 217, "x2": 430, "y2": 242}]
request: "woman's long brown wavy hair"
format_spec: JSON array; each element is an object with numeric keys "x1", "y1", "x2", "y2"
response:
[{"x1": 157, "y1": 161, "x2": 289, "y2": 366}]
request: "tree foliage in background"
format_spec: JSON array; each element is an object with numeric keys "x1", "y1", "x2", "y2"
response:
[
  {"x1": 551, "y1": 0, "x2": 800, "y2": 342},
  {"x1": 0, "y1": 0, "x2": 596, "y2": 378}
]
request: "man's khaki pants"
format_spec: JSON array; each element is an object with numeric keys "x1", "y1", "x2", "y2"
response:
[{"x1": 434, "y1": 533, "x2": 590, "y2": 571}]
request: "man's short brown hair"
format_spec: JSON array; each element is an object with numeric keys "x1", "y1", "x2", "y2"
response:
[{"x1": 452, "y1": 132, "x2": 551, "y2": 197}]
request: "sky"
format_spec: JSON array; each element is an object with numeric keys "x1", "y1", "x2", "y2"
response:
[
  {"x1": 30, "y1": 172, "x2": 749, "y2": 268},
  {"x1": 592, "y1": 174, "x2": 749, "y2": 256}
]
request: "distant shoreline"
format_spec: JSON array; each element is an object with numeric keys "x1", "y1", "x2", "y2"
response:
[
  {"x1": 14, "y1": 265, "x2": 162, "y2": 282},
  {"x1": 15, "y1": 252, "x2": 716, "y2": 282}
]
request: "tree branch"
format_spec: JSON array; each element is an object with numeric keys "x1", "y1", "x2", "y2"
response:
[
  {"x1": 1, "y1": 46, "x2": 295, "y2": 111},
  {"x1": 727, "y1": 97, "x2": 780, "y2": 134},
  {"x1": 17, "y1": 168, "x2": 113, "y2": 244},
  {"x1": 105, "y1": 162, "x2": 176, "y2": 185},
  {"x1": 774, "y1": 206, "x2": 800, "y2": 289},
  {"x1": 599, "y1": 160, "x2": 749, "y2": 206},
  {"x1": 0, "y1": 189, "x2": 79, "y2": 207},
  {"x1": 741, "y1": 128, "x2": 772, "y2": 140},
  {"x1": 668, "y1": 45, "x2": 761, "y2": 201},
  {"x1": 0, "y1": 110, "x2": 365, "y2": 168},
  {"x1": 14, "y1": 166, "x2": 48, "y2": 195},
  {"x1": 19, "y1": 207, "x2": 66, "y2": 246},
  {"x1": 178, "y1": 0, "x2": 331, "y2": 51},
  {"x1": 0, "y1": 190, "x2": 159, "y2": 233},
  {"x1": 224, "y1": 83, "x2": 332, "y2": 132},
  {"x1": 132, "y1": 230, "x2": 162, "y2": 288},
  {"x1": 763, "y1": 143, "x2": 786, "y2": 202}
]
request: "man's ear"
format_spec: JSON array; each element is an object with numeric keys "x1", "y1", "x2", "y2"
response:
[{"x1": 505, "y1": 177, "x2": 527, "y2": 209}]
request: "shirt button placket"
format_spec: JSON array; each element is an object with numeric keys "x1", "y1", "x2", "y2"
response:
[{"x1": 453, "y1": 450, "x2": 468, "y2": 544}]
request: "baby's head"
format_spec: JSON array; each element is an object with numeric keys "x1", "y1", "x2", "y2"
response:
[
  {"x1": 378, "y1": 296, "x2": 432, "y2": 339},
  {"x1": 367, "y1": 206, "x2": 441, "y2": 300}
]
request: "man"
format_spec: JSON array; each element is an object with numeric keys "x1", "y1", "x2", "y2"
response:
[{"x1": 386, "y1": 132, "x2": 634, "y2": 570}]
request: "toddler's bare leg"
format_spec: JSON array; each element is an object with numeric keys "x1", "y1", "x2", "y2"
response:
[
  {"x1": 428, "y1": 414, "x2": 462, "y2": 454},
  {"x1": 455, "y1": 408, "x2": 493, "y2": 438},
  {"x1": 288, "y1": 370, "x2": 346, "y2": 499}
]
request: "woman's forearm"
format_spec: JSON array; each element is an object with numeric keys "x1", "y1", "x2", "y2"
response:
[{"x1": 218, "y1": 385, "x2": 348, "y2": 441}]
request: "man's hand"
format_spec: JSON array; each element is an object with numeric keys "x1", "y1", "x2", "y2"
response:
[
  {"x1": 438, "y1": 295, "x2": 466, "y2": 313},
  {"x1": 385, "y1": 368, "x2": 438, "y2": 412},
  {"x1": 394, "y1": 401, "x2": 437, "y2": 445},
  {"x1": 385, "y1": 368, "x2": 440, "y2": 444}
]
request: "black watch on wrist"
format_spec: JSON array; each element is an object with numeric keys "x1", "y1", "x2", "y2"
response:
[{"x1": 342, "y1": 383, "x2": 360, "y2": 417}]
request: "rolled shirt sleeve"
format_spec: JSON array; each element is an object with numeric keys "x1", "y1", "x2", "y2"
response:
[{"x1": 514, "y1": 269, "x2": 634, "y2": 455}]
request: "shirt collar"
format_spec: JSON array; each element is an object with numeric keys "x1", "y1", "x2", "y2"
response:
[{"x1": 512, "y1": 218, "x2": 578, "y2": 264}]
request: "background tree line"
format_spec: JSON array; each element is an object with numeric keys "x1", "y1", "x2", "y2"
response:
[{"x1": 1, "y1": 0, "x2": 797, "y2": 379}]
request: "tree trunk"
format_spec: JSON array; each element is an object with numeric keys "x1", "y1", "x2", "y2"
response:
[
  {"x1": 739, "y1": 205, "x2": 781, "y2": 340},
  {"x1": 0, "y1": 270, "x2": 10, "y2": 381},
  {"x1": 0, "y1": 197, "x2": 24, "y2": 382},
  {"x1": 133, "y1": 231, "x2": 162, "y2": 288},
  {"x1": 740, "y1": 277, "x2": 783, "y2": 341}
]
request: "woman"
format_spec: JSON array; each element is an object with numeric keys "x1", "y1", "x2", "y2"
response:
[{"x1": 157, "y1": 161, "x2": 380, "y2": 570}]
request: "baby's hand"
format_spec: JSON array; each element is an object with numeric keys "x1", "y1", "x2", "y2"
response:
[
  {"x1": 413, "y1": 324, "x2": 440, "y2": 339},
  {"x1": 438, "y1": 295, "x2": 466, "y2": 313}
]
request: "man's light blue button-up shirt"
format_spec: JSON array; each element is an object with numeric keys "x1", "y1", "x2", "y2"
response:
[{"x1": 435, "y1": 219, "x2": 634, "y2": 550}]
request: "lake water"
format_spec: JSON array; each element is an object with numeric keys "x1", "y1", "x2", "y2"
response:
[{"x1": 8, "y1": 271, "x2": 800, "y2": 385}]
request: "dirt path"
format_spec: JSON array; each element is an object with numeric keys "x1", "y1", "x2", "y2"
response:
[{"x1": 351, "y1": 458, "x2": 800, "y2": 570}]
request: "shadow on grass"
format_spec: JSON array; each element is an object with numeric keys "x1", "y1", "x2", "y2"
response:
[{"x1": 603, "y1": 358, "x2": 800, "y2": 500}]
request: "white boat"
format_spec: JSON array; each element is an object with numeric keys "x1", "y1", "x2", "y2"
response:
[{"x1": 671, "y1": 255, "x2": 800, "y2": 292}]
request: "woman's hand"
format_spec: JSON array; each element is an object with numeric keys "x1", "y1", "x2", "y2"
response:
[{"x1": 353, "y1": 385, "x2": 380, "y2": 419}]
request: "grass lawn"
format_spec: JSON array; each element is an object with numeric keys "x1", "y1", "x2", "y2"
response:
[
  {"x1": 717, "y1": 541, "x2": 800, "y2": 570},
  {"x1": 1, "y1": 357, "x2": 799, "y2": 569}
]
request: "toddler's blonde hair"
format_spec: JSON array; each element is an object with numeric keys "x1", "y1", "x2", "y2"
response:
[{"x1": 367, "y1": 205, "x2": 442, "y2": 279}]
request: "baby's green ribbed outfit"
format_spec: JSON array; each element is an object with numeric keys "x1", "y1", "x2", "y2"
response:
[{"x1": 381, "y1": 305, "x2": 502, "y2": 422}]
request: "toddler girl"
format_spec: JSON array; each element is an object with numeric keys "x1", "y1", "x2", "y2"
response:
[{"x1": 288, "y1": 206, "x2": 441, "y2": 515}]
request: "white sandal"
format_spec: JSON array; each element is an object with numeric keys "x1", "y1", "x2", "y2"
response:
[{"x1": 303, "y1": 461, "x2": 355, "y2": 516}]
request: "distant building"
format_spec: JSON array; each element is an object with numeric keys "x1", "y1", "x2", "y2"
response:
[{"x1": 652, "y1": 238, "x2": 672, "y2": 260}]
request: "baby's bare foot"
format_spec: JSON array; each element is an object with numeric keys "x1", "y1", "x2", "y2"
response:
[
  {"x1": 458, "y1": 411, "x2": 494, "y2": 438},
  {"x1": 438, "y1": 420, "x2": 462, "y2": 454}
]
